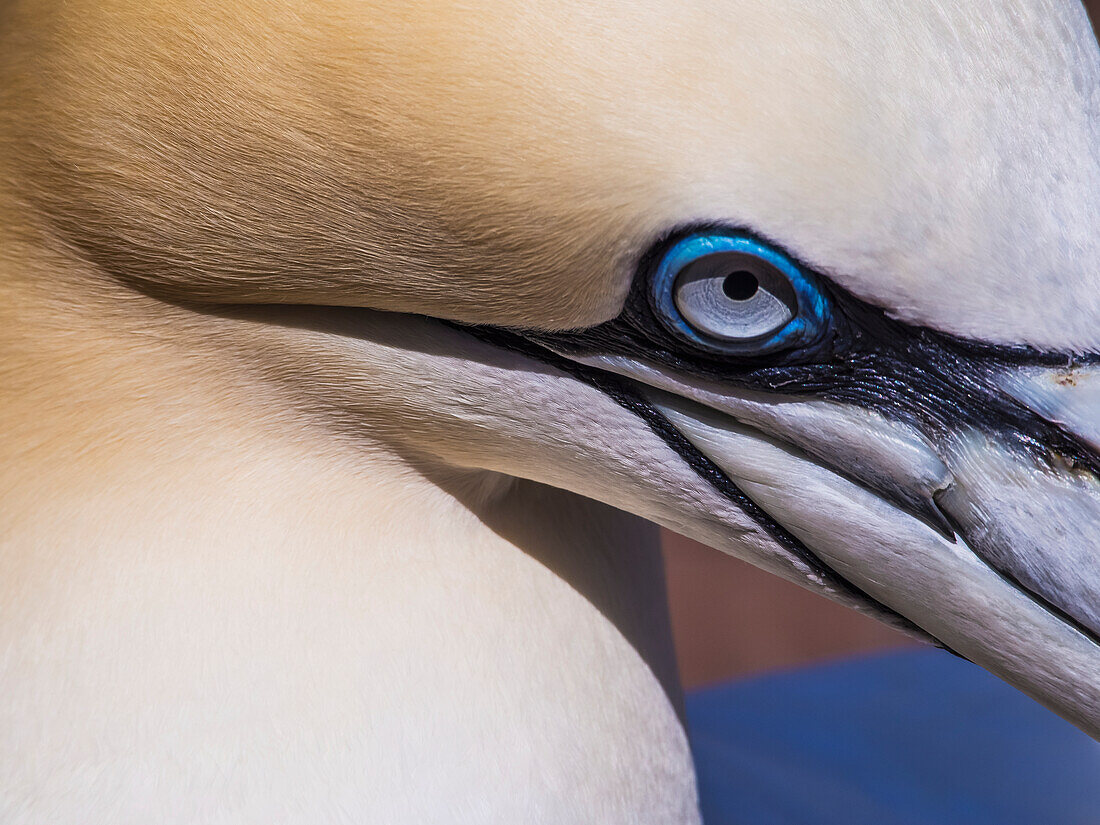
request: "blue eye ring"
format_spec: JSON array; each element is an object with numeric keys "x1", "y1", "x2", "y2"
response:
[{"x1": 649, "y1": 232, "x2": 830, "y2": 356}]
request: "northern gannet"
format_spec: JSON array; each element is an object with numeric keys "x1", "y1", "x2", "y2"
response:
[{"x1": 2, "y1": 0, "x2": 1099, "y2": 821}]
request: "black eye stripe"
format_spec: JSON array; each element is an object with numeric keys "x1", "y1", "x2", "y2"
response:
[
  {"x1": 449, "y1": 223, "x2": 1100, "y2": 665},
  {"x1": 515, "y1": 223, "x2": 1100, "y2": 476}
]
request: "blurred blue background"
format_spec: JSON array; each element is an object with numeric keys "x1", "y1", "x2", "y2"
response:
[
  {"x1": 662, "y1": 533, "x2": 1100, "y2": 823},
  {"x1": 686, "y1": 650, "x2": 1100, "y2": 825}
]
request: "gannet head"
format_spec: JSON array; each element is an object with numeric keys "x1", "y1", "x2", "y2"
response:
[{"x1": 12, "y1": 0, "x2": 1100, "y2": 734}]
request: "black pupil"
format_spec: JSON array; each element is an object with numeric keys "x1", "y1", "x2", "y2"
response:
[{"x1": 722, "y1": 270, "x2": 759, "y2": 301}]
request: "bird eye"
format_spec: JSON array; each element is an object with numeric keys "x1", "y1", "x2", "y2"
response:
[{"x1": 649, "y1": 233, "x2": 829, "y2": 356}]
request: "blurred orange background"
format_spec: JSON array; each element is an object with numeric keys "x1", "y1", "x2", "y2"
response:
[
  {"x1": 662, "y1": 531, "x2": 913, "y2": 689},
  {"x1": 664, "y1": 0, "x2": 1100, "y2": 691}
]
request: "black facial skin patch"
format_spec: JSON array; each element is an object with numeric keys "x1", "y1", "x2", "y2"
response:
[
  {"x1": 527, "y1": 225, "x2": 1100, "y2": 480},
  {"x1": 453, "y1": 224, "x2": 1100, "y2": 653}
]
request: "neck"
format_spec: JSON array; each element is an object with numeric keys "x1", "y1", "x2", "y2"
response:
[{"x1": 0, "y1": 215, "x2": 699, "y2": 823}]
